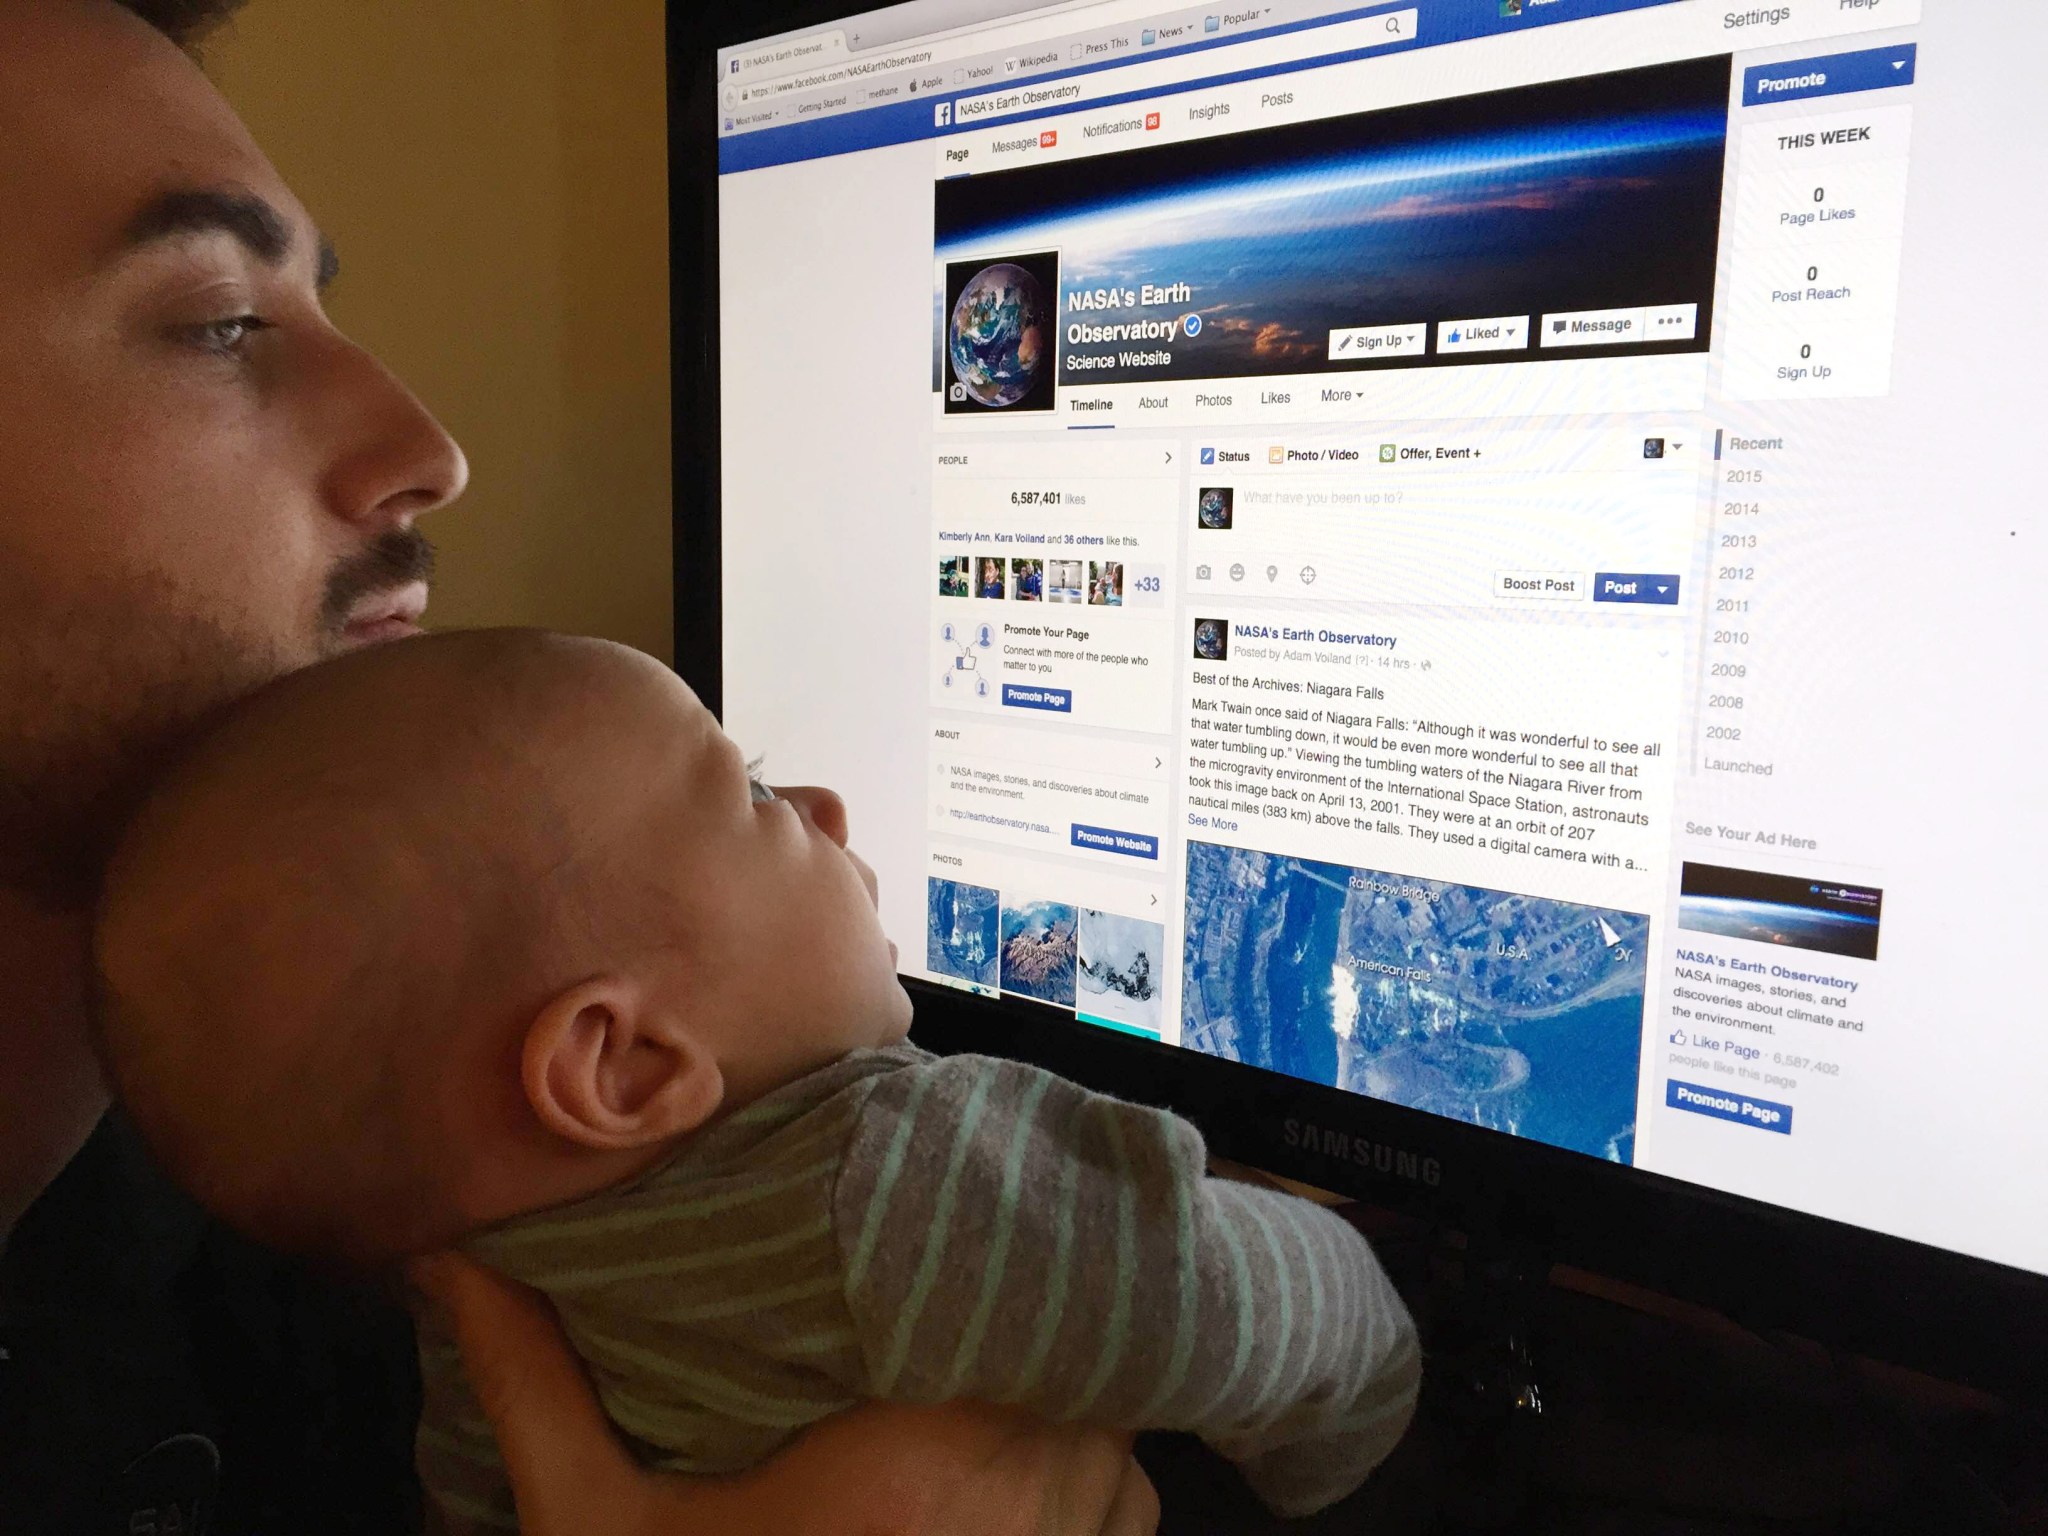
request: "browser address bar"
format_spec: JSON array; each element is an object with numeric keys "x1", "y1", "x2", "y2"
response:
[{"x1": 952, "y1": 9, "x2": 1419, "y2": 124}]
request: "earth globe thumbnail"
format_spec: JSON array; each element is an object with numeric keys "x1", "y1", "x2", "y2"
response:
[
  {"x1": 1198, "y1": 488, "x2": 1231, "y2": 528},
  {"x1": 949, "y1": 262, "x2": 1050, "y2": 408}
]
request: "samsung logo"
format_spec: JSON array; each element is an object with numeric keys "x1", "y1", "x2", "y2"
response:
[{"x1": 1281, "y1": 1120, "x2": 1443, "y2": 1185}]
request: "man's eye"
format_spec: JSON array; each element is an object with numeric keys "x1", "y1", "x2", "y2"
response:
[{"x1": 189, "y1": 315, "x2": 272, "y2": 354}]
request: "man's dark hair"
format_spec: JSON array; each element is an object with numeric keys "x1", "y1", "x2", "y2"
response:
[{"x1": 117, "y1": 0, "x2": 248, "y2": 49}]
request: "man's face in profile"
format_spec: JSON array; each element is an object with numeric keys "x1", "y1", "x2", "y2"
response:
[{"x1": 0, "y1": 0, "x2": 468, "y2": 898}]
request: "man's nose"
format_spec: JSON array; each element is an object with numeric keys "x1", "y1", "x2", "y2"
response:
[
  {"x1": 779, "y1": 785, "x2": 850, "y2": 848},
  {"x1": 318, "y1": 339, "x2": 469, "y2": 531}
]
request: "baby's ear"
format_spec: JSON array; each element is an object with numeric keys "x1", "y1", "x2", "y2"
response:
[{"x1": 520, "y1": 978, "x2": 724, "y2": 1152}]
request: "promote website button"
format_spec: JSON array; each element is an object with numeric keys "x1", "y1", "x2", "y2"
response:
[
  {"x1": 1540, "y1": 307, "x2": 1644, "y2": 348},
  {"x1": 1435, "y1": 315, "x2": 1528, "y2": 354},
  {"x1": 1666, "y1": 1079, "x2": 1793, "y2": 1135},
  {"x1": 1327, "y1": 322, "x2": 1428, "y2": 361},
  {"x1": 1002, "y1": 684, "x2": 1072, "y2": 712},
  {"x1": 1070, "y1": 824, "x2": 1160, "y2": 860},
  {"x1": 1592, "y1": 572, "x2": 1680, "y2": 605}
]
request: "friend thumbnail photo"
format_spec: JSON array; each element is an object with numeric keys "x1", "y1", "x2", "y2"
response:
[{"x1": 945, "y1": 553, "x2": 1128, "y2": 606}]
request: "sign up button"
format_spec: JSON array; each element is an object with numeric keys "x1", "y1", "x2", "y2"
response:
[{"x1": 1593, "y1": 572, "x2": 1681, "y2": 605}]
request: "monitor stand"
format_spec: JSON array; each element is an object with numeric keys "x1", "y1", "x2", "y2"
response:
[{"x1": 1135, "y1": 1192, "x2": 2036, "y2": 1533}]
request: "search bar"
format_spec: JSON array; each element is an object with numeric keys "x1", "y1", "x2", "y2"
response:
[{"x1": 953, "y1": 9, "x2": 1418, "y2": 123}]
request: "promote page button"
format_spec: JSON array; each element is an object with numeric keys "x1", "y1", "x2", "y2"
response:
[
  {"x1": 1666, "y1": 1079, "x2": 1793, "y2": 1135},
  {"x1": 1592, "y1": 572, "x2": 1680, "y2": 605},
  {"x1": 1002, "y1": 684, "x2": 1072, "y2": 712}
]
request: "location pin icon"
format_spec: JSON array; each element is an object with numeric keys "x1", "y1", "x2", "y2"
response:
[{"x1": 1266, "y1": 565, "x2": 1279, "y2": 582}]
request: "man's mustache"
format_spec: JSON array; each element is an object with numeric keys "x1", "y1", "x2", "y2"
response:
[{"x1": 321, "y1": 529, "x2": 437, "y2": 633}]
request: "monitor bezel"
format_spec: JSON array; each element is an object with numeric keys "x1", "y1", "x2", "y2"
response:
[{"x1": 668, "y1": 0, "x2": 2048, "y2": 1399}]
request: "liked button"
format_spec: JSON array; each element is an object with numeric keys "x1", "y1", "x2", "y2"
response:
[{"x1": 1436, "y1": 315, "x2": 1528, "y2": 354}]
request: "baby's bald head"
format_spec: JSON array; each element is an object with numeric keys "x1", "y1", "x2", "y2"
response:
[
  {"x1": 94, "y1": 628, "x2": 910, "y2": 1269},
  {"x1": 93, "y1": 630, "x2": 710, "y2": 1262}
]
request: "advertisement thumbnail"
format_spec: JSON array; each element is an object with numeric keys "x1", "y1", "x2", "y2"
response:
[
  {"x1": 1679, "y1": 863, "x2": 1883, "y2": 961},
  {"x1": 1182, "y1": 843, "x2": 1648, "y2": 1163},
  {"x1": 934, "y1": 57, "x2": 1729, "y2": 390},
  {"x1": 942, "y1": 250, "x2": 1060, "y2": 414}
]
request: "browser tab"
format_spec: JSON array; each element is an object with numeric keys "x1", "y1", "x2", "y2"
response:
[{"x1": 727, "y1": 29, "x2": 847, "y2": 83}]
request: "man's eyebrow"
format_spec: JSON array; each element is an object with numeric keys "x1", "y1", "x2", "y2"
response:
[{"x1": 120, "y1": 187, "x2": 339, "y2": 290}]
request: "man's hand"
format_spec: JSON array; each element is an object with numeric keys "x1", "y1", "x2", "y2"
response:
[{"x1": 409, "y1": 1253, "x2": 1159, "y2": 1536}]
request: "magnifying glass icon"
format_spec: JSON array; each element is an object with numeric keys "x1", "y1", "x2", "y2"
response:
[{"x1": 1385, "y1": 13, "x2": 1403, "y2": 31}]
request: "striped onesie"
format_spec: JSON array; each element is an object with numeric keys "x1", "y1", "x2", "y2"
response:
[{"x1": 416, "y1": 1045, "x2": 1421, "y2": 1529}]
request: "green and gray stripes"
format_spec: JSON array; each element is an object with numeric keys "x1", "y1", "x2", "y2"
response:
[{"x1": 415, "y1": 1044, "x2": 1419, "y2": 1531}]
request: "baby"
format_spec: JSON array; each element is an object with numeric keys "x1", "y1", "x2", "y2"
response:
[{"x1": 92, "y1": 630, "x2": 1421, "y2": 1531}]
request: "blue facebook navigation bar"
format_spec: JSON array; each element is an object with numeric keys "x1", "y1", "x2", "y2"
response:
[{"x1": 721, "y1": 0, "x2": 1690, "y2": 174}]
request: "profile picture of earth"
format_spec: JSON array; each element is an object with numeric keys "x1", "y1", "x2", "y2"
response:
[
  {"x1": 1197, "y1": 486, "x2": 1233, "y2": 530},
  {"x1": 1193, "y1": 618, "x2": 1229, "y2": 662},
  {"x1": 948, "y1": 260, "x2": 1052, "y2": 409}
]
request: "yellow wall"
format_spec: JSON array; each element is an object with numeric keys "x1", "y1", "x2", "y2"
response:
[{"x1": 208, "y1": 0, "x2": 675, "y2": 664}]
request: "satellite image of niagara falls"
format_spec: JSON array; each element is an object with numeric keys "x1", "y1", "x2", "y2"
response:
[
  {"x1": 933, "y1": 55, "x2": 1729, "y2": 394},
  {"x1": 1181, "y1": 844, "x2": 1648, "y2": 1163}
]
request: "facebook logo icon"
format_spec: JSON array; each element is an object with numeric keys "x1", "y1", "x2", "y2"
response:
[
  {"x1": 1200, "y1": 446, "x2": 1216, "y2": 465},
  {"x1": 935, "y1": 101, "x2": 953, "y2": 127}
]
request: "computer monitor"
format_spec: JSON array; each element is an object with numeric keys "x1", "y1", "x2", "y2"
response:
[{"x1": 671, "y1": 1, "x2": 2048, "y2": 1393}]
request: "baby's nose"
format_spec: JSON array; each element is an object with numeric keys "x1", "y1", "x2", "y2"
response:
[{"x1": 781, "y1": 785, "x2": 850, "y2": 847}]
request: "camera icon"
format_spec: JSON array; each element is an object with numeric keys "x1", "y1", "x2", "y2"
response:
[
  {"x1": 1195, "y1": 563, "x2": 1212, "y2": 581},
  {"x1": 949, "y1": 383, "x2": 967, "y2": 402}
]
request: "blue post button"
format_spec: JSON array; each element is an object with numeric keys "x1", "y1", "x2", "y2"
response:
[
  {"x1": 1070, "y1": 824, "x2": 1160, "y2": 860},
  {"x1": 1666, "y1": 1079, "x2": 1793, "y2": 1135},
  {"x1": 1593, "y1": 572, "x2": 1680, "y2": 605},
  {"x1": 1002, "y1": 684, "x2": 1072, "y2": 713}
]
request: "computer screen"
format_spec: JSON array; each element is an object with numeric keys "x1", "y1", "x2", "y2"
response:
[{"x1": 709, "y1": 1, "x2": 2046, "y2": 1286}]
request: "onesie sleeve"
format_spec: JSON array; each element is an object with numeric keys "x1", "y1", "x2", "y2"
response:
[{"x1": 830, "y1": 1054, "x2": 1421, "y2": 1517}]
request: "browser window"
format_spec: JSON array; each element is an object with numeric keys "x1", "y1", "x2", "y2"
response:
[{"x1": 717, "y1": 1, "x2": 2048, "y2": 1279}]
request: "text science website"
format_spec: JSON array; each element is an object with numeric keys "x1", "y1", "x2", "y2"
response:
[{"x1": 717, "y1": 1, "x2": 2047, "y2": 1279}]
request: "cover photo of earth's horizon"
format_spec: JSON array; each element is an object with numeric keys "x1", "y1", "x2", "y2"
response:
[{"x1": 934, "y1": 55, "x2": 1731, "y2": 393}]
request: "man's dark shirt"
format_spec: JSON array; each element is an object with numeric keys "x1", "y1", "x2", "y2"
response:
[{"x1": 0, "y1": 1113, "x2": 424, "y2": 1535}]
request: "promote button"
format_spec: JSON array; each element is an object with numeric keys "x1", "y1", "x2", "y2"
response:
[
  {"x1": 1592, "y1": 572, "x2": 1680, "y2": 605},
  {"x1": 1742, "y1": 44, "x2": 1916, "y2": 108},
  {"x1": 1002, "y1": 684, "x2": 1072, "y2": 713},
  {"x1": 1070, "y1": 824, "x2": 1160, "y2": 860},
  {"x1": 1666, "y1": 1079, "x2": 1793, "y2": 1135}
]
